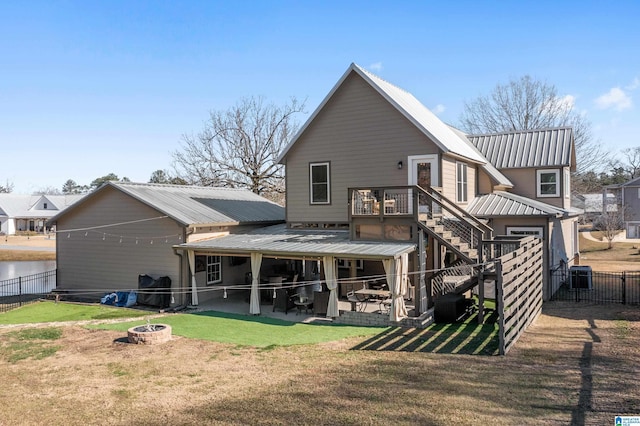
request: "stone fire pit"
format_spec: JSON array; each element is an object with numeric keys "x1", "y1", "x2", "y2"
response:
[{"x1": 127, "y1": 323, "x2": 172, "y2": 345}]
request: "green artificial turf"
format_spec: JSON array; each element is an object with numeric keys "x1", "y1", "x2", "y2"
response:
[
  {"x1": 94, "y1": 311, "x2": 389, "y2": 347},
  {"x1": 0, "y1": 301, "x2": 149, "y2": 324}
]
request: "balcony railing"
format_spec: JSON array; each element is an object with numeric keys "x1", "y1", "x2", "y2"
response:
[{"x1": 349, "y1": 186, "x2": 493, "y2": 262}]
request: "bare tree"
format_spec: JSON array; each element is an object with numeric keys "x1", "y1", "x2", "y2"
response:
[
  {"x1": 0, "y1": 180, "x2": 13, "y2": 193},
  {"x1": 459, "y1": 75, "x2": 609, "y2": 182},
  {"x1": 172, "y1": 96, "x2": 305, "y2": 202},
  {"x1": 33, "y1": 186, "x2": 62, "y2": 195},
  {"x1": 621, "y1": 147, "x2": 640, "y2": 179},
  {"x1": 593, "y1": 207, "x2": 625, "y2": 249}
]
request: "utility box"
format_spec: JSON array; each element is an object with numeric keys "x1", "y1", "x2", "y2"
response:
[{"x1": 569, "y1": 266, "x2": 592, "y2": 290}]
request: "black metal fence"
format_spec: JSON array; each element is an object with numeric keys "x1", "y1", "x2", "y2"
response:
[
  {"x1": 550, "y1": 269, "x2": 640, "y2": 305},
  {"x1": 0, "y1": 270, "x2": 56, "y2": 313}
]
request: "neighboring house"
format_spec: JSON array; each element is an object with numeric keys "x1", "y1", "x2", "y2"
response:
[
  {"x1": 575, "y1": 193, "x2": 617, "y2": 223},
  {"x1": 49, "y1": 182, "x2": 285, "y2": 305},
  {"x1": 173, "y1": 63, "x2": 579, "y2": 320},
  {"x1": 605, "y1": 176, "x2": 640, "y2": 238},
  {"x1": 0, "y1": 194, "x2": 84, "y2": 235}
]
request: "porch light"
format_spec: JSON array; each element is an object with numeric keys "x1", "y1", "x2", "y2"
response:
[
  {"x1": 223, "y1": 287, "x2": 227, "y2": 299},
  {"x1": 397, "y1": 161, "x2": 403, "y2": 169}
]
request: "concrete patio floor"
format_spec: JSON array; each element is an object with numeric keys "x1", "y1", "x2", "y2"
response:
[{"x1": 188, "y1": 288, "x2": 414, "y2": 324}]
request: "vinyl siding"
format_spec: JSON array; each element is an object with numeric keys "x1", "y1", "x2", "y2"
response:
[
  {"x1": 56, "y1": 186, "x2": 184, "y2": 297},
  {"x1": 284, "y1": 72, "x2": 441, "y2": 224},
  {"x1": 499, "y1": 167, "x2": 568, "y2": 209},
  {"x1": 624, "y1": 186, "x2": 640, "y2": 222}
]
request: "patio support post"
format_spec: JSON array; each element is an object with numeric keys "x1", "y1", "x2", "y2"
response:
[
  {"x1": 249, "y1": 252, "x2": 263, "y2": 315},
  {"x1": 323, "y1": 256, "x2": 339, "y2": 318},
  {"x1": 187, "y1": 250, "x2": 199, "y2": 306}
]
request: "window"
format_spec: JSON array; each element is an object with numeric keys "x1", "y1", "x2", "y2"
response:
[
  {"x1": 456, "y1": 162, "x2": 468, "y2": 203},
  {"x1": 206, "y1": 255, "x2": 222, "y2": 285},
  {"x1": 537, "y1": 170, "x2": 560, "y2": 197},
  {"x1": 564, "y1": 169, "x2": 570, "y2": 198},
  {"x1": 310, "y1": 162, "x2": 330, "y2": 204},
  {"x1": 43, "y1": 203, "x2": 48, "y2": 209}
]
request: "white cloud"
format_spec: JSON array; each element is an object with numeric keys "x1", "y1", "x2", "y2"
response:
[
  {"x1": 368, "y1": 62, "x2": 383, "y2": 72},
  {"x1": 595, "y1": 87, "x2": 632, "y2": 111},
  {"x1": 432, "y1": 104, "x2": 446, "y2": 114},
  {"x1": 626, "y1": 77, "x2": 640, "y2": 90}
]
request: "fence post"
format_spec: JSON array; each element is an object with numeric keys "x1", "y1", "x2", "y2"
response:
[
  {"x1": 496, "y1": 260, "x2": 505, "y2": 356},
  {"x1": 19, "y1": 276, "x2": 23, "y2": 307},
  {"x1": 622, "y1": 271, "x2": 626, "y2": 305}
]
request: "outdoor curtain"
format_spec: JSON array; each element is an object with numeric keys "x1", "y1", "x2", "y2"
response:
[
  {"x1": 187, "y1": 250, "x2": 199, "y2": 306},
  {"x1": 323, "y1": 255, "x2": 339, "y2": 318},
  {"x1": 384, "y1": 253, "x2": 408, "y2": 322},
  {"x1": 249, "y1": 252, "x2": 262, "y2": 315}
]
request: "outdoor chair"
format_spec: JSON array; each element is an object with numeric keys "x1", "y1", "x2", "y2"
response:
[{"x1": 347, "y1": 289, "x2": 367, "y2": 312}]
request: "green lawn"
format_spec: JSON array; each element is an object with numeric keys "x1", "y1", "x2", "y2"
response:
[
  {"x1": 0, "y1": 301, "x2": 149, "y2": 324},
  {"x1": 93, "y1": 311, "x2": 389, "y2": 347}
]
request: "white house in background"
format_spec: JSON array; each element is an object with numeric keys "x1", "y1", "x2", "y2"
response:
[{"x1": 0, "y1": 194, "x2": 85, "y2": 235}]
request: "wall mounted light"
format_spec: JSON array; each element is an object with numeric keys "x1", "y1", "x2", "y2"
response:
[{"x1": 397, "y1": 161, "x2": 403, "y2": 169}]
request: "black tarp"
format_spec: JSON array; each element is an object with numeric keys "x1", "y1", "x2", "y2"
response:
[{"x1": 137, "y1": 274, "x2": 171, "y2": 308}]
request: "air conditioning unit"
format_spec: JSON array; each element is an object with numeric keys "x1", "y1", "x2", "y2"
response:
[{"x1": 569, "y1": 266, "x2": 592, "y2": 290}]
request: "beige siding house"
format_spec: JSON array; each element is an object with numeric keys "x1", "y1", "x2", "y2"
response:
[
  {"x1": 174, "y1": 63, "x2": 580, "y2": 321},
  {"x1": 50, "y1": 182, "x2": 285, "y2": 305}
]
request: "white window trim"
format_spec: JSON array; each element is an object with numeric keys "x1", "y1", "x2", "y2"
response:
[
  {"x1": 206, "y1": 255, "x2": 222, "y2": 285},
  {"x1": 309, "y1": 162, "x2": 330, "y2": 205},
  {"x1": 564, "y1": 169, "x2": 570, "y2": 199},
  {"x1": 536, "y1": 169, "x2": 560, "y2": 197},
  {"x1": 456, "y1": 162, "x2": 468, "y2": 203},
  {"x1": 506, "y1": 226, "x2": 544, "y2": 239}
]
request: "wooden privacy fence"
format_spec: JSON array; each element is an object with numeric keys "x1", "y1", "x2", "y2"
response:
[{"x1": 484, "y1": 236, "x2": 544, "y2": 355}]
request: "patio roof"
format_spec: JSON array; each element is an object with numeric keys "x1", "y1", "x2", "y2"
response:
[{"x1": 175, "y1": 224, "x2": 416, "y2": 260}]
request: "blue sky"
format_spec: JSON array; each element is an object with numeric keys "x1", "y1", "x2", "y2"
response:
[{"x1": 1, "y1": 1, "x2": 638, "y2": 194}]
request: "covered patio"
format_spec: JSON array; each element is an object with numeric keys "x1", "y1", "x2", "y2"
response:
[{"x1": 175, "y1": 224, "x2": 420, "y2": 324}]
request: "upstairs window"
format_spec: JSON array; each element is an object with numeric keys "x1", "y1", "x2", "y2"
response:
[
  {"x1": 537, "y1": 169, "x2": 559, "y2": 197},
  {"x1": 206, "y1": 255, "x2": 222, "y2": 285},
  {"x1": 43, "y1": 203, "x2": 48, "y2": 209},
  {"x1": 456, "y1": 162, "x2": 468, "y2": 203},
  {"x1": 310, "y1": 162, "x2": 330, "y2": 204}
]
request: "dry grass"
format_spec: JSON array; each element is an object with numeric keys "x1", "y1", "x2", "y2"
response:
[
  {"x1": 0, "y1": 303, "x2": 638, "y2": 425},
  {"x1": 579, "y1": 233, "x2": 640, "y2": 272},
  {"x1": 0, "y1": 235, "x2": 56, "y2": 261}
]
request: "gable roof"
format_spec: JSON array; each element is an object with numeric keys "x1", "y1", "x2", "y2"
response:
[
  {"x1": 467, "y1": 191, "x2": 570, "y2": 218},
  {"x1": 49, "y1": 182, "x2": 285, "y2": 227},
  {"x1": 609, "y1": 175, "x2": 640, "y2": 188},
  {"x1": 277, "y1": 63, "x2": 486, "y2": 164},
  {"x1": 0, "y1": 194, "x2": 84, "y2": 219},
  {"x1": 466, "y1": 127, "x2": 576, "y2": 170}
]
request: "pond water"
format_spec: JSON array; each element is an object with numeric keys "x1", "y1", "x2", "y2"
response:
[{"x1": 0, "y1": 260, "x2": 56, "y2": 281}]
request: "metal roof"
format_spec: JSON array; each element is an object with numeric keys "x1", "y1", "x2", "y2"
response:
[
  {"x1": 177, "y1": 223, "x2": 416, "y2": 259},
  {"x1": 447, "y1": 126, "x2": 513, "y2": 188},
  {"x1": 467, "y1": 127, "x2": 575, "y2": 170},
  {"x1": 50, "y1": 182, "x2": 285, "y2": 226},
  {"x1": 277, "y1": 63, "x2": 487, "y2": 164},
  {"x1": 467, "y1": 191, "x2": 570, "y2": 218},
  {"x1": 0, "y1": 194, "x2": 84, "y2": 219}
]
